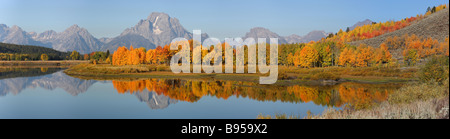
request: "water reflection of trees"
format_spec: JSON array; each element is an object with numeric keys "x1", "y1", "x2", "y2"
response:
[
  {"x1": 112, "y1": 79, "x2": 402, "y2": 109},
  {"x1": 0, "y1": 67, "x2": 62, "y2": 79}
]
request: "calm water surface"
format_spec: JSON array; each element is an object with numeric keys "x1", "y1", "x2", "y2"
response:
[{"x1": 0, "y1": 68, "x2": 403, "y2": 119}]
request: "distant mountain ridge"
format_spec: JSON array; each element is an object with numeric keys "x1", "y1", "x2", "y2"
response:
[
  {"x1": 244, "y1": 27, "x2": 330, "y2": 44},
  {"x1": 0, "y1": 12, "x2": 210, "y2": 53},
  {"x1": 243, "y1": 27, "x2": 288, "y2": 44},
  {"x1": 51, "y1": 24, "x2": 103, "y2": 53},
  {"x1": 0, "y1": 24, "x2": 102, "y2": 53},
  {"x1": 2, "y1": 12, "x2": 330, "y2": 53},
  {"x1": 0, "y1": 25, "x2": 51, "y2": 48}
]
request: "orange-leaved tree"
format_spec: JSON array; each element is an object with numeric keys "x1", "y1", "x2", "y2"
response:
[
  {"x1": 298, "y1": 44, "x2": 318, "y2": 68},
  {"x1": 112, "y1": 46, "x2": 128, "y2": 66},
  {"x1": 375, "y1": 43, "x2": 392, "y2": 65},
  {"x1": 356, "y1": 44, "x2": 373, "y2": 67}
]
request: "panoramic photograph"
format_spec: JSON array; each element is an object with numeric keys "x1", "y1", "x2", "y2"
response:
[{"x1": 0, "y1": 0, "x2": 449, "y2": 122}]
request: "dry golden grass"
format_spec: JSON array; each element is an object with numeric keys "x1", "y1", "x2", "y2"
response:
[
  {"x1": 278, "y1": 66, "x2": 417, "y2": 82},
  {"x1": 309, "y1": 97, "x2": 448, "y2": 119},
  {"x1": 257, "y1": 113, "x2": 300, "y2": 119},
  {"x1": 308, "y1": 79, "x2": 449, "y2": 119},
  {"x1": 66, "y1": 63, "x2": 171, "y2": 75},
  {"x1": 258, "y1": 79, "x2": 449, "y2": 119}
]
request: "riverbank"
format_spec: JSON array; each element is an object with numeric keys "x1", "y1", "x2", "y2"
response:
[
  {"x1": 0, "y1": 60, "x2": 89, "y2": 67},
  {"x1": 257, "y1": 80, "x2": 449, "y2": 119},
  {"x1": 63, "y1": 63, "x2": 450, "y2": 119},
  {"x1": 64, "y1": 63, "x2": 264, "y2": 83},
  {"x1": 64, "y1": 64, "x2": 417, "y2": 85}
]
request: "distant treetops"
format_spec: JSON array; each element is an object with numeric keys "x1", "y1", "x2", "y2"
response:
[
  {"x1": 111, "y1": 36, "x2": 448, "y2": 68},
  {"x1": 0, "y1": 42, "x2": 70, "y2": 61},
  {"x1": 426, "y1": 4, "x2": 448, "y2": 16}
]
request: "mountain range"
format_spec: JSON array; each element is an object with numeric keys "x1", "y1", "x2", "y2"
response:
[
  {"x1": 0, "y1": 12, "x2": 209, "y2": 53},
  {"x1": 1, "y1": 12, "x2": 370, "y2": 53}
]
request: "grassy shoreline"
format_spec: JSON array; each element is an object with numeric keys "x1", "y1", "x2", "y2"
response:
[
  {"x1": 64, "y1": 63, "x2": 417, "y2": 85},
  {"x1": 258, "y1": 80, "x2": 449, "y2": 119},
  {"x1": 0, "y1": 60, "x2": 89, "y2": 67},
  {"x1": 64, "y1": 64, "x2": 262, "y2": 82}
]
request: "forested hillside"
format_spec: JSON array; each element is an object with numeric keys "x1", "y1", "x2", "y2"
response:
[{"x1": 0, "y1": 42, "x2": 70, "y2": 60}]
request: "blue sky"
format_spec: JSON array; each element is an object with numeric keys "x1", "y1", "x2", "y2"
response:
[{"x1": 0, "y1": 0, "x2": 448, "y2": 39}]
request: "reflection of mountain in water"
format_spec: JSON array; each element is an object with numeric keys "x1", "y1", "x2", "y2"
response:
[
  {"x1": 0, "y1": 71, "x2": 96, "y2": 96},
  {"x1": 111, "y1": 79, "x2": 404, "y2": 110},
  {"x1": 134, "y1": 90, "x2": 177, "y2": 109}
]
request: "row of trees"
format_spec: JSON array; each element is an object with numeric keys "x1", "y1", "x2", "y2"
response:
[
  {"x1": 0, "y1": 42, "x2": 113, "y2": 62},
  {"x1": 111, "y1": 34, "x2": 448, "y2": 68},
  {"x1": 0, "y1": 53, "x2": 71, "y2": 61},
  {"x1": 281, "y1": 41, "x2": 393, "y2": 68},
  {"x1": 68, "y1": 50, "x2": 111, "y2": 61},
  {"x1": 112, "y1": 43, "x2": 235, "y2": 66},
  {"x1": 285, "y1": 42, "x2": 337, "y2": 68},
  {"x1": 112, "y1": 45, "x2": 148, "y2": 66},
  {"x1": 338, "y1": 43, "x2": 392, "y2": 67},
  {"x1": 0, "y1": 42, "x2": 70, "y2": 61},
  {"x1": 0, "y1": 53, "x2": 31, "y2": 61},
  {"x1": 397, "y1": 35, "x2": 449, "y2": 65},
  {"x1": 0, "y1": 50, "x2": 108, "y2": 61}
]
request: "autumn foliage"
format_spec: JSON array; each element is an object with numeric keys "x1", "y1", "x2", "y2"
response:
[
  {"x1": 293, "y1": 43, "x2": 318, "y2": 68},
  {"x1": 384, "y1": 34, "x2": 449, "y2": 65},
  {"x1": 110, "y1": 4, "x2": 448, "y2": 69},
  {"x1": 112, "y1": 79, "x2": 399, "y2": 109},
  {"x1": 327, "y1": 15, "x2": 422, "y2": 43},
  {"x1": 112, "y1": 45, "x2": 170, "y2": 66},
  {"x1": 425, "y1": 4, "x2": 448, "y2": 16}
]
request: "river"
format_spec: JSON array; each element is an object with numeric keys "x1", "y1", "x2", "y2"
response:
[{"x1": 0, "y1": 68, "x2": 404, "y2": 119}]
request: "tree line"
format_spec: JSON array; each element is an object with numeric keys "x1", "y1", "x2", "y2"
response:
[
  {"x1": 0, "y1": 42, "x2": 70, "y2": 61},
  {"x1": 111, "y1": 34, "x2": 447, "y2": 68}
]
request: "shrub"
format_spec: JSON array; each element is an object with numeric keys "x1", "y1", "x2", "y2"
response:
[
  {"x1": 418, "y1": 56, "x2": 449, "y2": 84},
  {"x1": 310, "y1": 72, "x2": 340, "y2": 80},
  {"x1": 156, "y1": 65, "x2": 169, "y2": 71},
  {"x1": 388, "y1": 79, "x2": 448, "y2": 104}
]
